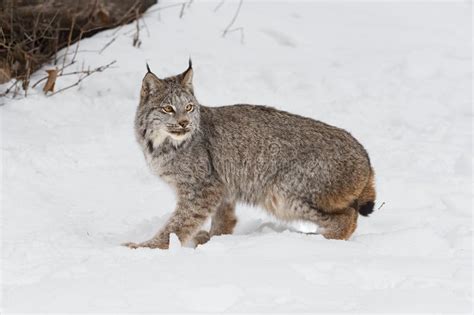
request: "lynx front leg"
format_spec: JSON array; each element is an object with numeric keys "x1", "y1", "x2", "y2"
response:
[{"x1": 124, "y1": 183, "x2": 223, "y2": 249}]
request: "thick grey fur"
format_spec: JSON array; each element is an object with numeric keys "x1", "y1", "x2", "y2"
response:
[{"x1": 124, "y1": 62, "x2": 376, "y2": 249}]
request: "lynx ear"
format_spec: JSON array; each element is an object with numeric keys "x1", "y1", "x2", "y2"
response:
[
  {"x1": 141, "y1": 67, "x2": 165, "y2": 97},
  {"x1": 180, "y1": 59, "x2": 193, "y2": 92}
]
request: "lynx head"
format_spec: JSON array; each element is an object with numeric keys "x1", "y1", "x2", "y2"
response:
[{"x1": 136, "y1": 60, "x2": 199, "y2": 146}]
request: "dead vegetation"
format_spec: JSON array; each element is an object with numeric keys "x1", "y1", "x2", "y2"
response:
[
  {"x1": 0, "y1": 0, "x2": 156, "y2": 98},
  {"x1": 0, "y1": 0, "x2": 245, "y2": 100},
  {"x1": 221, "y1": 0, "x2": 244, "y2": 43}
]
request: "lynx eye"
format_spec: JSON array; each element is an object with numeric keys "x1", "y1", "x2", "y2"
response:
[
  {"x1": 162, "y1": 105, "x2": 174, "y2": 113},
  {"x1": 185, "y1": 103, "x2": 194, "y2": 112}
]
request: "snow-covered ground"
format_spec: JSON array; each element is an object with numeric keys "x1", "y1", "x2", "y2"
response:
[{"x1": 1, "y1": 1, "x2": 472, "y2": 313}]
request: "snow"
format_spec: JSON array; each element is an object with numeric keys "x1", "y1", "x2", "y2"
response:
[{"x1": 1, "y1": 1, "x2": 472, "y2": 313}]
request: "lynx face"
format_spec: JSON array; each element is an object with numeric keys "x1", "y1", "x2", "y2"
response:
[
  {"x1": 145, "y1": 89, "x2": 199, "y2": 142},
  {"x1": 137, "y1": 61, "x2": 199, "y2": 145}
]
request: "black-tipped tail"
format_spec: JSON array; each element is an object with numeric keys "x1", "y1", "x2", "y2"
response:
[{"x1": 358, "y1": 201, "x2": 375, "y2": 216}]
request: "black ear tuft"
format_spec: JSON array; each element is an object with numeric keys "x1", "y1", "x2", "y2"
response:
[
  {"x1": 180, "y1": 58, "x2": 194, "y2": 91},
  {"x1": 146, "y1": 63, "x2": 152, "y2": 73}
]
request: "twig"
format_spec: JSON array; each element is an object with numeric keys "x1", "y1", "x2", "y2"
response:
[
  {"x1": 132, "y1": 9, "x2": 141, "y2": 48},
  {"x1": 99, "y1": 36, "x2": 117, "y2": 54},
  {"x1": 377, "y1": 202, "x2": 386, "y2": 210},
  {"x1": 55, "y1": 48, "x2": 100, "y2": 61},
  {"x1": 23, "y1": 57, "x2": 31, "y2": 97},
  {"x1": 141, "y1": 16, "x2": 150, "y2": 37},
  {"x1": 113, "y1": 0, "x2": 142, "y2": 27},
  {"x1": 32, "y1": 61, "x2": 76, "y2": 88},
  {"x1": 0, "y1": 79, "x2": 20, "y2": 97},
  {"x1": 222, "y1": 0, "x2": 243, "y2": 37},
  {"x1": 36, "y1": 10, "x2": 60, "y2": 42},
  {"x1": 146, "y1": 3, "x2": 186, "y2": 15},
  {"x1": 214, "y1": 0, "x2": 225, "y2": 12},
  {"x1": 12, "y1": 81, "x2": 21, "y2": 98},
  {"x1": 53, "y1": 27, "x2": 60, "y2": 65},
  {"x1": 60, "y1": 15, "x2": 77, "y2": 75},
  {"x1": 47, "y1": 60, "x2": 116, "y2": 96},
  {"x1": 225, "y1": 27, "x2": 245, "y2": 44},
  {"x1": 70, "y1": 30, "x2": 83, "y2": 63},
  {"x1": 142, "y1": 1, "x2": 193, "y2": 23},
  {"x1": 179, "y1": 3, "x2": 186, "y2": 18}
]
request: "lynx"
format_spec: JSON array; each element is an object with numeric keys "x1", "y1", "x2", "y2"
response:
[{"x1": 124, "y1": 61, "x2": 376, "y2": 249}]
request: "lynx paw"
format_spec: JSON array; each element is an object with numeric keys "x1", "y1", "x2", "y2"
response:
[
  {"x1": 122, "y1": 238, "x2": 168, "y2": 250},
  {"x1": 192, "y1": 230, "x2": 211, "y2": 246}
]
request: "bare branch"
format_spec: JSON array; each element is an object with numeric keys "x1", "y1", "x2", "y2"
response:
[
  {"x1": 145, "y1": 3, "x2": 186, "y2": 15},
  {"x1": 179, "y1": 3, "x2": 186, "y2": 18},
  {"x1": 60, "y1": 15, "x2": 77, "y2": 75},
  {"x1": 225, "y1": 27, "x2": 245, "y2": 44},
  {"x1": 214, "y1": 0, "x2": 225, "y2": 12},
  {"x1": 1, "y1": 0, "x2": 155, "y2": 87},
  {"x1": 32, "y1": 61, "x2": 76, "y2": 88},
  {"x1": 222, "y1": 0, "x2": 243, "y2": 38},
  {"x1": 0, "y1": 79, "x2": 20, "y2": 98},
  {"x1": 99, "y1": 36, "x2": 117, "y2": 54},
  {"x1": 47, "y1": 60, "x2": 116, "y2": 96},
  {"x1": 132, "y1": 9, "x2": 141, "y2": 48},
  {"x1": 70, "y1": 30, "x2": 84, "y2": 63}
]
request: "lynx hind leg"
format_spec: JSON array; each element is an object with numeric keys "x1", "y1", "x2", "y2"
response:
[
  {"x1": 192, "y1": 200, "x2": 237, "y2": 247},
  {"x1": 210, "y1": 200, "x2": 237, "y2": 236},
  {"x1": 318, "y1": 207, "x2": 358, "y2": 240},
  {"x1": 295, "y1": 199, "x2": 358, "y2": 240}
]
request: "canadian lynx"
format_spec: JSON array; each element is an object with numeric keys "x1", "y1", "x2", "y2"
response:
[{"x1": 124, "y1": 61, "x2": 376, "y2": 249}]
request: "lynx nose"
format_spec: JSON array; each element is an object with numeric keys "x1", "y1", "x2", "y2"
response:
[{"x1": 178, "y1": 120, "x2": 189, "y2": 128}]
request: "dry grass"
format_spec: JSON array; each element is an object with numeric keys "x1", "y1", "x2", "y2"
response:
[{"x1": 0, "y1": 0, "x2": 156, "y2": 98}]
